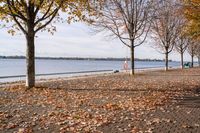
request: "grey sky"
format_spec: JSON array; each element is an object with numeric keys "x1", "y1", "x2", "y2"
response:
[{"x1": 0, "y1": 22, "x2": 194, "y2": 61}]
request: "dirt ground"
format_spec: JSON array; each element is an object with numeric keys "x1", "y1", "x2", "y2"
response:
[{"x1": 0, "y1": 68, "x2": 200, "y2": 133}]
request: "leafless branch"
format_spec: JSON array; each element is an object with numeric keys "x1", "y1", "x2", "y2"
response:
[{"x1": 91, "y1": 0, "x2": 153, "y2": 48}]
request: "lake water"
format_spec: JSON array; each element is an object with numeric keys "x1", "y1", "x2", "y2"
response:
[{"x1": 0, "y1": 59, "x2": 181, "y2": 83}]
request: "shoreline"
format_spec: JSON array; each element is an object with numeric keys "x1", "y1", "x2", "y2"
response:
[
  {"x1": 0, "y1": 56, "x2": 172, "y2": 62},
  {"x1": 0, "y1": 66, "x2": 181, "y2": 88}
]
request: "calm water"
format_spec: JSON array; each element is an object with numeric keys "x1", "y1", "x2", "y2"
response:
[{"x1": 0, "y1": 59, "x2": 180, "y2": 83}]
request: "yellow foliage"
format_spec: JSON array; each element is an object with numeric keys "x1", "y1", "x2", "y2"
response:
[
  {"x1": 184, "y1": 0, "x2": 200, "y2": 38},
  {"x1": 0, "y1": 0, "x2": 94, "y2": 35}
]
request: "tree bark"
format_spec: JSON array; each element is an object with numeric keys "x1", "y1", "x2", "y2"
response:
[
  {"x1": 25, "y1": 29, "x2": 35, "y2": 89},
  {"x1": 181, "y1": 52, "x2": 184, "y2": 69},
  {"x1": 130, "y1": 40, "x2": 135, "y2": 75},
  {"x1": 165, "y1": 52, "x2": 168, "y2": 71}
]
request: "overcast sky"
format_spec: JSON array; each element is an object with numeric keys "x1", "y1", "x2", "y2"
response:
[{"x1": 0, "y1": 22, "x2": 194, "y2": 61}]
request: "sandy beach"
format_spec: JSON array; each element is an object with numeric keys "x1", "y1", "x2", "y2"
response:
[{"x1": 0, "y1": 68, "x2": 200, "y2": 132}]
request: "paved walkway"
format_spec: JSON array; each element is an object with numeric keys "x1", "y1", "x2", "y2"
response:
[
  {"x1": 1, "y1": 68, "x2": 200, "y2": 133},
  {"x1": 96, "y1": 91, "x2": 200, "y2": 133},
  {"x1": 138, "y1": 91, "x2": 200, "y2": 133}
]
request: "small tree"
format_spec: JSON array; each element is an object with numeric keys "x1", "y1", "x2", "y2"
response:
[
  {"x1": 90, "y1": 0, "x2": 154, "y2": 75},
  {"x1": 0, "y1": 0, "x2": 90, "y2": 88},
  {"x1": 151, "y1": 0, "x2": 182, "y2": 71},
  {"x1": 183, "y1": 0, "x2": 200, "y2": 67},
  {"x1": 175, "y1": 35, "x2": 189, "y2": 69},
  {"x1": 187, "y1": 40, "x2": 197, "y2": 67}
]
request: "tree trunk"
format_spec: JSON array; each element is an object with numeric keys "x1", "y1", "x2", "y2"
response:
[
  {"x1": 191, "y1": 54, "x2": 194, "y2": 68},
  {"x1": 165, "y1": 52, "x2": 168, "y2": 71},
  {"x1": 181, "y1": 52, "x2": 184, "y2": 69},
  {"x1": 130, "y1": 41, "x2": 135, "y2": 75},
  {"x1": 25, "y1": 30, "x2": 35, "y2": 89},
  {"x1": 198, "y1": 57, "x2": 200, "y2": 67}
]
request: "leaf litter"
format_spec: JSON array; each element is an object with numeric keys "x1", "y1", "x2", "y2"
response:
[{"x1": 0, "y1": 68, "x2": 200, "y2": 132}]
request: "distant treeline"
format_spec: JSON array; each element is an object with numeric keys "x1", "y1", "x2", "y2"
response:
[{"x1": 0, "y1": 55, "x2": 172, "y2": 62}]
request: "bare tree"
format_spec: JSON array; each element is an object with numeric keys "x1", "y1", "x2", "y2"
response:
[
  {"x1": 151, "y1": 0, "x2": 182, "y2": 71},
  {"x1": 90, "y1": 0, "x2": 154, "y2": 75},
  {"x1": 175, "y1": 35, "x2": 189, "y2": 69},
  {"x1": 187, "y1": 40, "x2": 197, "y2": 67}
]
